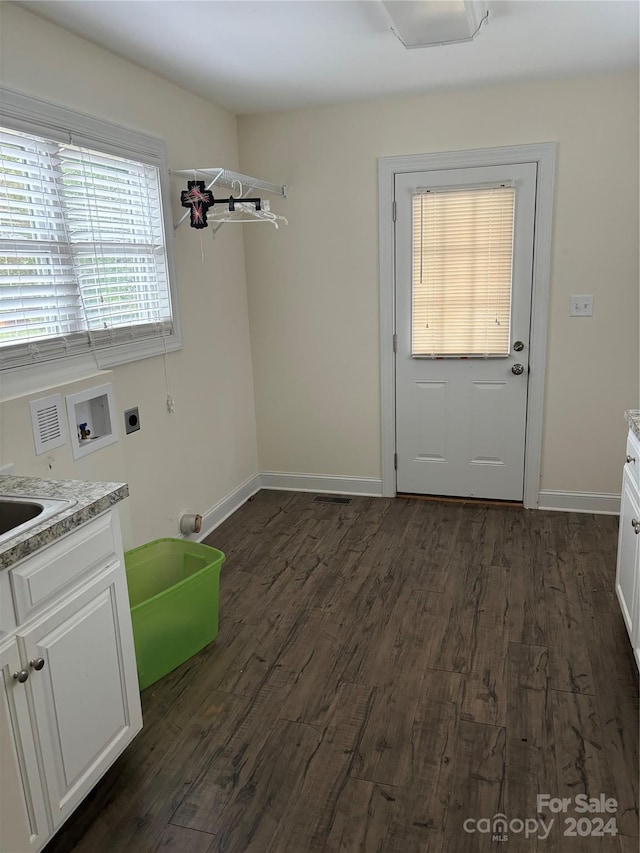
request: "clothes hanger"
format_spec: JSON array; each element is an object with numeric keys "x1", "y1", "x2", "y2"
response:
[{"x1": 207, "y1": 180, "x2": 288, "y2": 229}]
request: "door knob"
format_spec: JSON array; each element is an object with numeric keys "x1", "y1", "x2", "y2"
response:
[
  {"x1": 511, "y1": 363, "x2": 525, "y2": 375},
  {"x1": 632, "y1": 518, "x2": 640, "y2": 535},
  {"x1": 13, "y1": 670, "x2": 29, "y2": 683},
  {"x1": 513, "y1": 341, "x2": 525, "y2": 352},
  {"x1": 30, "y1": 658, "x2": 45, "y2": 671},
  {"x1": 626, "y1": 455, "x2": 636, "y2": 465}
]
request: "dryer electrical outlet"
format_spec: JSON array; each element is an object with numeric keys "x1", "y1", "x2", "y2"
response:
[{"x1": 124, "y1": 407, "x2": 141, "y2": 435}]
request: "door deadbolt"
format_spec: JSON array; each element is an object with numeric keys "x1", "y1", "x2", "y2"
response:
[
  {"x1": 512, "y1": 363, "x2": 525, "y2": 375},
  {"x1": 513, "y1": 341, "x2": 525, "y2": 352}
]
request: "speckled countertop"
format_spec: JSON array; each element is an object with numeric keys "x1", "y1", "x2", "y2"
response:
[
  {"x1": 0, "y1": 476, "x2": 128, "y2": 569},
  {"x1": 626, "y1": 410, "x2": 640, "y2": 443}
]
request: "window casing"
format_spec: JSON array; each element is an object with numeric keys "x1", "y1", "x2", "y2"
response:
[{"x1": 0, "y1": 89, "x2": 180, "y2": 381}]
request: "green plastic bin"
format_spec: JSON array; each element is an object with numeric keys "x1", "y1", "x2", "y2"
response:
[{"x1": 124, "y1": 538, "x2": 225, "y2": 690}]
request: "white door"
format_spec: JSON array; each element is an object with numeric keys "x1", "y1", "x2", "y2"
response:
[
  {"x1": 395, "y1": 163, "x2": 537, "y2": 500},
  {"x1": 18, "y1": 563, "x2": 142, "y2": 829}
]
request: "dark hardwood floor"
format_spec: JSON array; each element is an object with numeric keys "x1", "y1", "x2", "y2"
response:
[{"x1": 44, "y1": 491, "x2": 639, "y2": 853}]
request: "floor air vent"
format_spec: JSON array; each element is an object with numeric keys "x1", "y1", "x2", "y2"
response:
[{"x1": 313, "y1": 495, "x2": 352, "y2": 505}]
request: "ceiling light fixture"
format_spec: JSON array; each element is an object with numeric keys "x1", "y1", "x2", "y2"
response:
[{"x1": 382, "y1": 1, "x2": 490, "y2": 49}]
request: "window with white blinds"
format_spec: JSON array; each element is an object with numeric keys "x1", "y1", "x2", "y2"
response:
[
  {"x1": 411, "y1": 184, "x2": 515, "y2": 357},
  {"x1": 0, "y1": 101, "x2": 176, "y2": 373}
]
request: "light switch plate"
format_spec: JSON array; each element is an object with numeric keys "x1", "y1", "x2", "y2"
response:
[{"x1": 570, "y1": 294, "x2": 593, "y2": 317}]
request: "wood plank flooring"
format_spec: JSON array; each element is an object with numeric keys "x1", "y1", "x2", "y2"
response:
[{"x1": 44, "y1": 491, "x2": 639, "y2": 853}]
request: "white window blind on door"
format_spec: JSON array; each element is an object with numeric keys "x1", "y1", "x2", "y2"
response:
[
  {"x1": 411, "y1": 184, "x2": 515, "y2": 357},
  {"x1": 0, "y1": 126, "x2": 172, "y2": 369}
]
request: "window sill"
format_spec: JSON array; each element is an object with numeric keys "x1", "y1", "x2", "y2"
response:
[
  {"x1": 0, "y1": 335, "x2": 181, "y2": 402},
  {"x1": 0, "y1": 356, "x2": 112, "y2": 403}
]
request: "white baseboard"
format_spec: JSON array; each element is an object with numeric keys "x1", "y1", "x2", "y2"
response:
[
  {"x1": 538, "y1": 490, "x2": 621, "y2": 515},
  {"x1": 182, "y1": 479, "x2": 619, "y2": 546},
  {"x1": 179, "y1": 473, "x2": 262, "y2": 543},
  {"x1": 180, "y1": 471, "x2": 380, "y2": 545},
  {"x1": 259, "y1": 471, "x2": 383, "y2": 497}
]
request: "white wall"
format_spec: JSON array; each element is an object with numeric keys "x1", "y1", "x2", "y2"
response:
[
  {"x1": 0, "y1": 4, "x2": 637, "y2": 515},
  {"x1": 0, "y1": 3, "x2": 259, "y2": 548},
  {"x1": 238, "y1": 72, "x2": 639, "y2": 497}
]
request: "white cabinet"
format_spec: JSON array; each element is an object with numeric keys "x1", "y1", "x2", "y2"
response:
[
  {"x1": 21, "y1": 562, "x2": 141, "y2": 830},
  {"x1": 0, "y1": 509, "x2": 142, "y2": 852},
  {"x1": 615, "y1": 428, "x2": 640, "y2": 670},
  {"x1": 0, "y1": 641, "x2": 49, "y2": 853}
]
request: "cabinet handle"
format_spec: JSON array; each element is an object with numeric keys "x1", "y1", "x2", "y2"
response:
[
  {"x1": 30, "y1": 658, "x2": 45, "y2": 671},
  {"x1": 626, "y1": 455, "x2": 636, "y2": 464},
  {"x1": 632, "y1": 518, "x2": 640, "y2": 535},
  {"x1": 12, "y1": 670, "x2": 29, "y2": 683}
]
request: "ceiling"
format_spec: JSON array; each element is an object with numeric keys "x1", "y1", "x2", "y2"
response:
[{"x1": 15, "y1": 0, "x2": 640, "y2": 114}]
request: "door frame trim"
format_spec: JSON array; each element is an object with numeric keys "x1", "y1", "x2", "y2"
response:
[{"x1": 378, "y1": 143, "x2": 556, "y2": 507}]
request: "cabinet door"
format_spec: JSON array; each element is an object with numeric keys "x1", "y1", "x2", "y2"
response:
[
  {"x1": 19, "y1": 562, "x2": 142, "y2": 830},
  {"x1": 0, "y1": 641, "x2": 49, "y2": 853},
  {"x1": 615, "y1": 469, "x2": 640, "y2": 643},
  {"x1": 634, "y1": 567, "x2": 640, "y2": 671}
]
